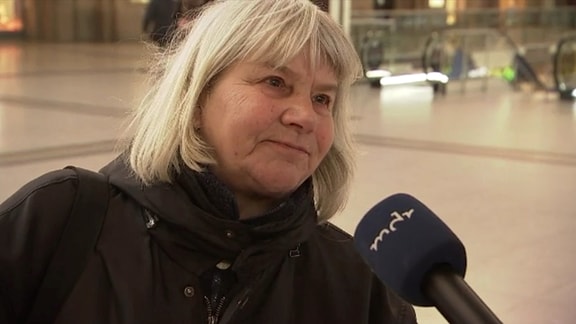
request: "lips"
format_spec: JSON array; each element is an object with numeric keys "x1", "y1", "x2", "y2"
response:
[{"x1": 267, "y1": 140, "x2": 310, "y2": 155}]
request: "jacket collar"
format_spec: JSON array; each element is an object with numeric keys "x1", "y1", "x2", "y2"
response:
[{"x1": 101, "y1": 154, "x2": 318, "y2": 274}]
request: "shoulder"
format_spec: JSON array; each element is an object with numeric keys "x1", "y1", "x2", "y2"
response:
[
  {"x1": 0, "y1": 168, "x2": 81, "y2": 262},
  {"x1": 0, "y1": 168, "x2": 78, "y2": 216},
  {"x1": 309, "y1": 222, "x2": 418, "y2": 323},
  {"x1": 0, "y1": 169, "x2": 82, "y2": 319},
  {"x1": 315, "y1": 221, "x2": 353, "y2": 240},
  {"x1": 312, "y1": 221, "x2": 355, "y2": 250},
  {"x1": 0, "y1": 167, "x2": 114, "y2": 257},
  {"x1": 308, "y1": 221, "x2": 366, "y2": 267},
  {"x1": 307, "y1": 222, "x2": 369, "y2": 276}
]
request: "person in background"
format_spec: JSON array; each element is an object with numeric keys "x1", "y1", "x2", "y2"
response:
[
  {"x1": 0, "y1": 0, "x2": 417, "y2": 323},
  {"x1": 142, "y1": 0, "x2": 179, "y2": 46},
  {"x1": 311, "y1": 0, "x2": 329, "y2": 11},
  {"x1": 174, "y1": 0, "x2": 211, "y2": 27}
]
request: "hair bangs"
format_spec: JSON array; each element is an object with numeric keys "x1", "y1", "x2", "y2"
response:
[
  {"x1": 317, "y1": 20, "x2": 364, "y2": 85},
  {"x1": 235, "y1": 2, "x2": 317, "y2": 67},
  {"x1": 247, "y1": 15, "x2": 362, "y2": 88}
]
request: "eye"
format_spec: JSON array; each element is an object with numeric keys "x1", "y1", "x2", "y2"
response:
[
  {"x1": 265, "y1": 76, "x2": 285, "y2": 88},
  {"x1": 313, "y1": 94, "x2": 332, "y2": 106}
]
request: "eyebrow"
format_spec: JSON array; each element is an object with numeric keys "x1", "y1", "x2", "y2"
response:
[{"x1": 269, "y1": 64, "x2": 339, "y2": 93}]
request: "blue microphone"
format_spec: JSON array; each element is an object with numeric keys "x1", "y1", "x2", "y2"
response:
[{"x1": 354, "y1": 193, "x2": 502, "y2": 324}]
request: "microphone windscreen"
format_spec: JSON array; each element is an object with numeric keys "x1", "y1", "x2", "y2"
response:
[{"x1": 353, "y1": 193, "x2": 467, "y2": 306}]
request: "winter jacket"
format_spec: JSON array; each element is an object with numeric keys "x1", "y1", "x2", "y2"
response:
[{"x1": 0, "y1": 156, "x2": 417, "y2": 324}]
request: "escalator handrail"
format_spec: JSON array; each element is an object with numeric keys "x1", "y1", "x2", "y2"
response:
[
  {"x1": 497, "y1": 28, "x2": 554, "y2": 91},
  {"x1": 553, "y1": 34, "x2": 576, "y2": 92}
]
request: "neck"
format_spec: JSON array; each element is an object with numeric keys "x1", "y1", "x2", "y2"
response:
[{"x1": 234, "y1": 193, "x2": 282, "y2": 220}]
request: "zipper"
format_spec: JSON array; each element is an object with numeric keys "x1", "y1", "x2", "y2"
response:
[
  {"x1": 215, "y1": 286, "x2": 252, "y2": 324},
  {"x1": 143, "y1": 209, "x2": 159, "y2": 229},
  {"x1": 205, "y1": 295, "x2": 227, "y2": 324},
  {"x1": 216, "y1": 248, "x2": 299, "y2": 324},
  {"x1": 203, "y1": 262, "x2": 235, "y2": 324}
]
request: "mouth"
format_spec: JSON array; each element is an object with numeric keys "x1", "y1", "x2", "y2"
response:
[{"x1": 267, "y1": 140, "x2": 310, "y2": 155}]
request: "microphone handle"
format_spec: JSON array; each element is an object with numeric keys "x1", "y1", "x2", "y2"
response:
[{"x1": 422, "y1": 264, "x2": 503, "y2": 324}]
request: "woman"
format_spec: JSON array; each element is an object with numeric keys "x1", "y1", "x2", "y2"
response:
[{"x1": 0, "y1": 0, "x2": 417, "y2": 323}]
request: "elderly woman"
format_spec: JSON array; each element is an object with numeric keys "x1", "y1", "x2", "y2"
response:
[{"x1": 0, "y1": 1, "x2": 417, "y2": 323}]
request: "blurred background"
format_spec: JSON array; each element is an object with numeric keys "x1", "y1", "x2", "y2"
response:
[{"x1": 1, "y1": 0, "x2": 576, "y2": 323}]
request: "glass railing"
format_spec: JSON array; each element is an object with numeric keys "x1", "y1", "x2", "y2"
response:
[
  {"x1": 386, "y1": 26, "x2": 576, "y2": 98},
  {"x1": 352, "y1": 7, "x2": 576, "y2": 32},
  {"x1": 351, "y1": 7, "x2": 576, "y2": 76},
  {"x1": 351, "y1": 7, "x2": 576, "y2": 94}
]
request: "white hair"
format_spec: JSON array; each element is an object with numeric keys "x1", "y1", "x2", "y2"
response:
[{"x1": 126, "y1": 0, "x2": 363, "y2": 222}]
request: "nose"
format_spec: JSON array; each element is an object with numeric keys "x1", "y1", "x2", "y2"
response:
[{"x1": 280, "y1": 93, "x2": 317, "y2": 132}]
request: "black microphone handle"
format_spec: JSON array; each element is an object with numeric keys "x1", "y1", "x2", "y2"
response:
[{"x1": 422, "y1": 264, "x2": 503, "y2": 324}]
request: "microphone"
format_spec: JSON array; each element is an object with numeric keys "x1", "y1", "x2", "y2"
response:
[{"x1": 353, "y1": 193, "x2": 502, "y2": 324}]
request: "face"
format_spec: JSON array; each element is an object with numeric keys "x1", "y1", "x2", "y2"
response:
[{"x1": 199, "y1": 52, "x2": 338, "y2": 203}]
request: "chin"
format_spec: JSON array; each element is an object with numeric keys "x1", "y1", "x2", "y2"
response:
[{"x1": 255, "y1": 175, "x2": 305, "y2": 198}]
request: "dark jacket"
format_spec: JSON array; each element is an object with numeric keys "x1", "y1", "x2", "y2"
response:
[{"x1": 0, "y1": 156, "x2": 417, "y2": 324}]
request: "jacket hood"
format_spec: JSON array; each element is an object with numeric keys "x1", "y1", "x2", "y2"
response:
[
  {"x1": 100, "y1": 154, "x2": 196, "y2": 224},
  {"x1": 99, "y1": 154, "x2": 318, "y2": 275}
]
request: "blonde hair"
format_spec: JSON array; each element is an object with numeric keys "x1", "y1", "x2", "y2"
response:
[{"x1": 127, "y1": 0, "x2": 363, "y2": 222}]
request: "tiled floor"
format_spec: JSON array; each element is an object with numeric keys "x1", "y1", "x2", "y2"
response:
[{"x1": 1, "y1": 42, "x2": 575, "y2": 323}]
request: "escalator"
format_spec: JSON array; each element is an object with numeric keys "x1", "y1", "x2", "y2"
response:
[
  {"x1": 510, "y1": 52, "x2": 551, "y2": 91},
  {"x1": 553, "y1": 34, "x2": 576, "y2": 100},
  {"x1": 421, "y1": 28, "x2": 575, "y2": 98}
]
